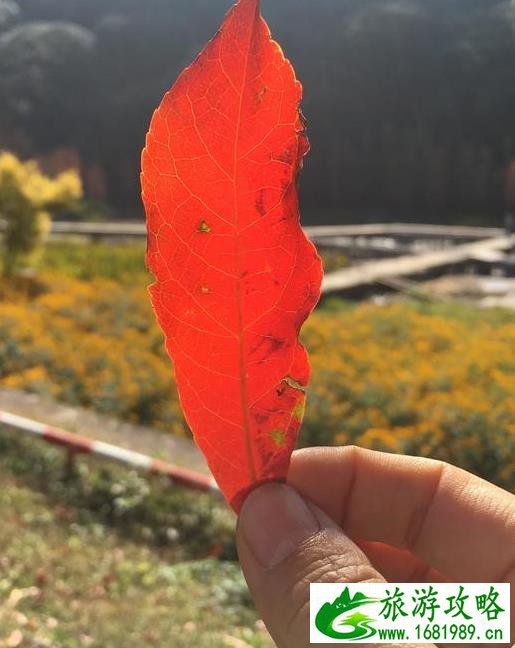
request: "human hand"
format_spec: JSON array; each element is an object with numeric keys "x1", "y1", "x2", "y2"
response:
[{"x1": 236, "y1": 446, "x2": 515, "y2": 648}]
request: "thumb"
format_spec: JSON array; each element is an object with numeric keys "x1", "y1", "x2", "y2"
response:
[{"x1": 236, "y1": 482, "x2": 385, "y2": 648}]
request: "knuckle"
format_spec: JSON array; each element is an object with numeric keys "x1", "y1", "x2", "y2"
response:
[{"x1": 405, "y1": 460, "x2": 447, "y2": 551}]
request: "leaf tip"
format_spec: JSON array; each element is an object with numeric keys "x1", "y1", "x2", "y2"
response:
[{"x1": 234, "y1": 0, "x2": 261, "y2": 19}]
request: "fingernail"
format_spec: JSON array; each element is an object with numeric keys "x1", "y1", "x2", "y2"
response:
[{"x1": 239, "y1": 483, "x2": 320, "y2": 568}]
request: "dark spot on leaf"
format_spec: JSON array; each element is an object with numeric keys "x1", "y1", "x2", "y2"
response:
[
  {"x1": 254, "y1": 412, "x2": 270, "y2": 424},
  {"x1": 251, "y1": 336, "x2": 286, "y2": 362},
  {"x1": 267, "y1": 337, "x2": 285, "y2": 354},
  {"x1": 255, "y1": 189, "x2": 266, "y2": 216},
  {"x1": 198, "y1": 220, "x2": 211, "y2": 233},
  {"x1": 276, "y1": 384, "x2": 287, "y2": 397}
]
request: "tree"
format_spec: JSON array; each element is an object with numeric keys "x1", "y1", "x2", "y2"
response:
[
  {"x1": 0, "y1": 0, "x2": 19, "y2": 30},
  {"x1": 0, "y1": 21, "x2": 96, "y2": 151},
  {"x1": 505, "y1": 160, "x2": 515, "y2": 211},
  {"x1": 0, "y1": 152, "x2": 82, "y2": 277},
  {"x1": 1, "y1": 0, "x2": 515, "y2": 223}
]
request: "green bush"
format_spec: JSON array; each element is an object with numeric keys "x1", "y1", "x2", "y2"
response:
[{"x1": 0, "y1": 427, "x2": 236, "y2": 558}]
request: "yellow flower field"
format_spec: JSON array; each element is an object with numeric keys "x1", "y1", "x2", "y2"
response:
[
  {"x1": 305, "y1": 304, "x2": 514, "y2": 490},
  {"x1": 1, "y1": 268, "x2": 513, "y2": 490}
]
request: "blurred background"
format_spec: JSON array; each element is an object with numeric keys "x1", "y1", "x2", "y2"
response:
[
  {"x1": 1, "y1": 0, "x2": 515, "y2": 222},
  {"x1": 0, "y1": 0, "x2": 514, "y2": 647}
]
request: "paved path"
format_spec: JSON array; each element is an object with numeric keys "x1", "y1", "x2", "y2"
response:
[
  {"x1": 0, "y1": 388, "x2": 209, "y2": 474},
  {"x1": 323, "y1": 235, "x2": 514, "y2": 294}
]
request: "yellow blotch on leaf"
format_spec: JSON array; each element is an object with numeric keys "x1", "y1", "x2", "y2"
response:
[
  {"x1": 292, "y1": 397, "x2": 306, "y2": 422},
  {"x1": 269, "y1": 429, "x2": 286, "y2": 448}
]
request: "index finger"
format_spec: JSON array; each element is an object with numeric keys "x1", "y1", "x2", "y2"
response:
[{"x1": 287, "y1": 446, "x2": 515, "y2": 586}]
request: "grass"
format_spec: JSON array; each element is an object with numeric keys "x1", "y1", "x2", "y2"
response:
[
  {"x1": 40, "y1": 240, "x2": 350, "y2": 283},
  {"x1": 321, "y1": 293, "x2": 515, "y2": 326},
  {"x1": 0, "y1": 429, "x2": 273, "y2": 648},
  {"x1": 40, "y1": 241, "x2": 148, "y2": 283},
  {"x1": 40, "y1": 240, "x2": 513, "y2": 328}
]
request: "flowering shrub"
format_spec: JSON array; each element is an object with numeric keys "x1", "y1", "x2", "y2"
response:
[
  {"x1": 0, "y1": 153, "x2": 82, "y2": 276},
  {"x1": 0, "y1": 275, "x2": 184, "y2": 436},
  {"x1": 303, "y1": 305, "x2": 514, "y2": 490},
  {"x1": 0, "y1": 272, "x2": 513, "y2": 490}
]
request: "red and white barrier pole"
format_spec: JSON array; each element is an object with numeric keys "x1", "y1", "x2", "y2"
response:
[{"x1": 0, "y1": 410, "x2": 220, "y2": 495}]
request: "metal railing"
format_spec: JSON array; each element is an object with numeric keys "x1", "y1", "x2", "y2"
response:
[{"x1": 0, "y1": 409, "x2": 220, "y2": 496}]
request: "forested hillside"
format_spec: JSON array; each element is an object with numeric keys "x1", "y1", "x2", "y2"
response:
[{"x1": 1, "y1": 0, "x2": 515, "y2": 223}]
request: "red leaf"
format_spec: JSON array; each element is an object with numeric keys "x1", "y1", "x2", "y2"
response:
[{"x1": 141, "y1": 0, "x2": 322, "y2": 511}]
